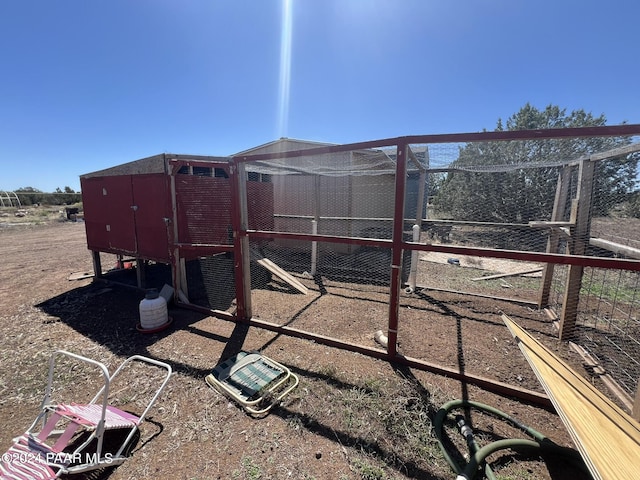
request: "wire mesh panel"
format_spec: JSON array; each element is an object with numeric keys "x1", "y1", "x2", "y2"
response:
[
  {"x1": 185, "y1": 254, "x2": 236, "y2": 312},
  {"x1": 175, "y1": 172, "x2": 233, "y2": 246},
  {"x1": 577, "y1": 267, "x2": 640, "y2": 396},
  {"x1": 211, "y1": 130, "x2": 640, "y2": 410},
  {"x1": 399, "y1": 135, "x2": 640, "y2": 399},
  {"x1": 251, "y1": 239, "x2": 392, "y2": 344},
  {"x1": 573, "y1": 173, "x2": 640, "y2": 397},
  {"x1": 173, "y1": 167, "x2": 233, "y2": 311},
  {"x1": 241, "y1": 142, "x2": 404, "y2": 340}
]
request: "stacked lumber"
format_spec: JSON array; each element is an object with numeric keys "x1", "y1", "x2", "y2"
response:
[{"x1": 502, "y1": 314, "x2": 640, "y2": 480}]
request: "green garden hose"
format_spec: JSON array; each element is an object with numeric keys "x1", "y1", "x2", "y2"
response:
[{"x1": 434, "y1": 399, "x2": 587, "y2": 480}]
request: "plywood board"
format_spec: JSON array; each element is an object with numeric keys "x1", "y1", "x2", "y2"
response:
[{"x1": 502, "y1": 314, "x2": 640, "y2": 480}]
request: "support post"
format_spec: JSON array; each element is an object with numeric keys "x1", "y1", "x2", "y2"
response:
[
  {"x1": 559, "y1": 159, "x2": 595, "y2": 341},
  {"x1": 415, "y1": 170, "x2": 427, "y2": 227},
  {"x1": 310, "y1": 219, "x2": 318, "y2": 276},
  {"x1": 91, "y1": 251, "x2": 102, "y2": 280},
  {"x1": 538, "y1": 166, "x2": 571, "y2": 308},
  {"x1": 136, "y1": 258, "x2": 146, "y2": 289},
  {"x1": 387, "y1": 141, "x2": 408, "y2": 356},
  {"x1": 169, "y1": 169, "x2": 184, "y2": 303},
  {"x1": 407, "y1": 224, "x2": 420, "y2": 293},
  {"x1": 230, "y1": 160, "x2": 252, "y2": 321},
  {"x1": 311, "y1": 175, "x2": 321, "y2": 276}
]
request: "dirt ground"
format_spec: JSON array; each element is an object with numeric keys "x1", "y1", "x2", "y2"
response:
[{"x1": 0, "y1": 218, "x2": 599, "y2": 480}]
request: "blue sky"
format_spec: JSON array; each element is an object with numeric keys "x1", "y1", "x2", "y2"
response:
[{"x1": 1, "y1": 0, "x2": 638, "y2": 192}]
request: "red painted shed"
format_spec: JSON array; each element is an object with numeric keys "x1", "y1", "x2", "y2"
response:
[{"x1": 80, "y1": 153, "x2": 274, "y2": 292}]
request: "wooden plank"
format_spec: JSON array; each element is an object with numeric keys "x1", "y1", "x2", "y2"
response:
[
  {"x1": 257, "y1": 258, "x2": 308, "y2": 295},
  {"x1": 588, "y1": 141, "x2": 640, "y2": 162},
  {"x1": 262, "y1": 258, "x2": 309, "y2": 295},
  {"x1": 502, "y1": 314, "x2": 640, "y2": 480},
  {"x1": 233, "y1": 161, "x2": 253, "y2": 319},
  {"x1": 258, "y1": 258, "x2": 295, "y2": 285},
  {"x1": 635, "y1": 382, "x2": 640, "y2": 422},
  {"x1": 472, "y1": 268, "x2": 542, "y2": 281},
  {"x1": 68, "y1": 271, "x2": 96, "y2": 281}
]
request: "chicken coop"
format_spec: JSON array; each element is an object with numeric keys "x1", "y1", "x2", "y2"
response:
[
  {"x1": 81, "y1": 141, "x2": 428, "y2": 310},
  {"x1": 80, "y1": 153, "x2": 274, "y2": 299},
  {"x1": 80, "y1": 127, "x2": 640, "y2": 422}
]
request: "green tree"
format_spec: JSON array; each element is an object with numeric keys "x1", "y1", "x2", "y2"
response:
[
  {"x1": 15, "y1": 187, "x2": 44, "y2": 206},
  {"x1": 60, "y1": 186, "x2": 81, "y2": 205},
  {"x1": 434, "y1": 104, "x2": 639, "y2": 222}
]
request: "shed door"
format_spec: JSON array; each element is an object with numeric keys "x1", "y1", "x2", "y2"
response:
[
  {"x1": 87, "y1": 176, "x2": 136, "y2": 254},
  {"x1": 132, "y1": 175, "x2": 170, "y2": 261}
]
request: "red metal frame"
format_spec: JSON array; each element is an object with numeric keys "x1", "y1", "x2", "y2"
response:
[
  {"x1": 224, "y1": 124, "x2": 640, "y2": 405},
  {"x1": 82, "y1": 125, "x2": 640, "y2": 406},
  {"x1": 233, "y1": 124, "x2": 640, "y2": 163}
]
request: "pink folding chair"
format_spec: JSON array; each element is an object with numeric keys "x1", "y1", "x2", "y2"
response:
[{"x1": 0, "y1": 350, "x2": 172, "y2": 479}]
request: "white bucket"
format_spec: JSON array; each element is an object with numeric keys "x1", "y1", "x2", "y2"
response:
[{"x1": 139, "y1": 289, "x2": 168, "y2": 330}]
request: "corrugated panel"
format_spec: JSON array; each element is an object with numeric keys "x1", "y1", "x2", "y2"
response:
[{"x1": 132, "y1": 174, "x2": 171, "y2": 262}]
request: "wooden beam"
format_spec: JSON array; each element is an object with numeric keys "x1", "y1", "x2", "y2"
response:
[
  {"x1": 387, "y1": 142, "x2": 408, "y2": 357},
  {"x1": 416, "y1": 284, "x2": 539, "y2": 306},
  {"x1": 590, "y1": 237, "x2": 640, "y2": 260},
  {"x1": 407, "y1": 145, "x2": 426, "y2": 172},
  {"x1": 538, "y1": 167, "x2": 571, "y2": 308},
  {"x1": 135, "y1": 257, "x2": 146, "y2": 289},
  {"x1": 235, "y1": 126, "x2": 640, "y2": 164},
  {"x1": 415, "y1": 170, "x2": 427, "y2": 226},
  {"x1": 559, "y1": 160, "x2": 595, "y2": 340},
  {"x1": 587, "y1": 141, "x2": 640, "y2": 163},
  {"x1": 230, "y1": 161, "x2": 252, "y2": 320},
  {"x1": 244, "y1": 314, "x2": 551, "y2": 407},
  {"x1": 503, "y1": 314, "x2": 640, "y2": 480}
]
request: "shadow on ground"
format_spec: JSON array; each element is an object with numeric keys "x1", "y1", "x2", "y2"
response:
[{"x1": 37, "y1": 281, "x2": 588, "y2": 480}]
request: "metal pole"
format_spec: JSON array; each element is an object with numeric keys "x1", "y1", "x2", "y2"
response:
[
  {"x1": 311, "y1": 219, "x2": 318, "y2": 276},
  {"x1": 407, "y1": 224, "x2": 420, "y2": 293}
]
